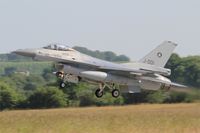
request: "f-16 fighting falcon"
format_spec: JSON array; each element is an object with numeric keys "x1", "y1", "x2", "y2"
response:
[{"x1": 13, "y1": 41, "x2": 186, "y2": 98}]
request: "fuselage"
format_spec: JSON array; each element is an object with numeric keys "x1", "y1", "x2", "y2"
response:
[{"x1": 25, "y1": 46, "x2": 171, "y2": 76}]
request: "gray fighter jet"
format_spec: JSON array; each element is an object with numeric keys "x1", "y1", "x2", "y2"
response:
[{"x1": 13, "y1": 41, "x2": 186, "y2": 98}]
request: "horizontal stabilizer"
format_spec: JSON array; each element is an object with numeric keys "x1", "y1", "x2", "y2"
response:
[{"x1": 170, "y1": 82, "x2": 187, "y2": 88}]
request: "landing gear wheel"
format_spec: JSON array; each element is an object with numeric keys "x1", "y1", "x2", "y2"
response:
[
  {"x1": 95, "y1": 89, "x2": 104, "y2": 98},
  {"x1": 60, "y1": 82, "x2": 66, "y2": 88},
  {"x1": 112, "y1": 89, "x2": 120, "y2": 98}
]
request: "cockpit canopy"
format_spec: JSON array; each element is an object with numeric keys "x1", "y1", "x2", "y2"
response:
[{"x1": 43, "y1": 43, "x2": 74, "y2": 51}]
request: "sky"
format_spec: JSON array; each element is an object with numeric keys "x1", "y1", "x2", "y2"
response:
[{"x1": 0, "y1": 0, "x2": 200, "y2": 60}]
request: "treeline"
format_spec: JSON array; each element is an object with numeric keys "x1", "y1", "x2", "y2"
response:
[
  {"x1": 0, "y1": 53, "x2": 32, "y2": 62},
  {"x1": 166, "y1": 54, "x2": 200, "y2": 87},
  {"x1": 0, "y1": 62, "x2": 52, "y2": 75},
  {"x1": 73, "y1": 46, "x2": 130, "y2": 62},
  {"x1": 0, "y1": 73, "x2": 125, "y2": 110},
  {"x1": 0, "y1": 47, "x2": 200, "y2": 110},
  {"x1": 1, "y1": 72, "x2": 200, "y2": 110}
]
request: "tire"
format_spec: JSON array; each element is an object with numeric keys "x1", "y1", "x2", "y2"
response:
[
  {"x1": 95, "y1": 89, "x2": 103, "y2": 98},
  {"x1": 60, "y1": 82, "x2": 66, "y2": 88},
  {"x1": 112, "y1": 89, "x2": 120, "y2": 98}
]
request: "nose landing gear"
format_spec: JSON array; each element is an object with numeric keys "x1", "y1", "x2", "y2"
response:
[
  {"x1": 60, "y1": 82, "x2": 66, "y2": 88},
  {"x1": 56, "y1": 71, "x2": 64, "y2": 78}
]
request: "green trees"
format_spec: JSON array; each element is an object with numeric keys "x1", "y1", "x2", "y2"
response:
[
  {"x1": 73, "y1": 46, "x2": 130, "y2": 62},
  {"x1": 4, "y1": 67, "x2": 16, "y2": 75},
  {"x1": 166, "y1": 54, "x2": 200, "y2": 87},
  {"x1": 146, "y1": 91, "x2": 169, "y2": 103},
  {"x1": 0, "y1": 82, "x2": 20, "y2": 110},
  {"x1": 0, "y1": 53, "x2": 32, "y2": 62},
  {"x1": 28, "y1": 87, "x2": 68, "y2": 108}
]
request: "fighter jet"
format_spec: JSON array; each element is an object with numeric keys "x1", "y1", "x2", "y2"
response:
[{"x1": 13, "y1": 41, "x2": 186, "y2": 98}]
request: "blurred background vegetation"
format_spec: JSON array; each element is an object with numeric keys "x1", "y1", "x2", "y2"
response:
[{"x1": 0, "y1": 46, "x2": 200, "y2": 110}]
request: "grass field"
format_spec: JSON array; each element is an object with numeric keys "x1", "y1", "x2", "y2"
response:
[{"x1": 0, "y1": 103, "x2": 200, "y2": 133}]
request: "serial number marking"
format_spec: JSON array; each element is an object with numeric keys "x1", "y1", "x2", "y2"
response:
[{"x1": 143, "y1": 59, "x2": 155, "y2": 65}]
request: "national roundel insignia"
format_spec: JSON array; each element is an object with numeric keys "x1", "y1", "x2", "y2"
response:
[{"x1": 157, "y1": 52, "x2": 162, "y2": 58}]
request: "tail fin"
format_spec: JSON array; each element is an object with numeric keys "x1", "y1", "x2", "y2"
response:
[{"x1": 139, "y1": 41, "x2": 178, "y2": 67}]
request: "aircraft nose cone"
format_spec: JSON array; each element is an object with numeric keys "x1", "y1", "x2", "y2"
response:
[{"x1": 12, "y1": 49, "x2": 37, "y2": 57}]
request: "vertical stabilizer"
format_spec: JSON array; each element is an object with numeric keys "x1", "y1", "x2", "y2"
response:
[{"x1": 139, "y1": 41, "x2": 178, "y2": 67}]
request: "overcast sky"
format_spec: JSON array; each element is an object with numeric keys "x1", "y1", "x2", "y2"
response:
[{"x1": 0, "y1": 0, "x2": 200, "y2": 60}]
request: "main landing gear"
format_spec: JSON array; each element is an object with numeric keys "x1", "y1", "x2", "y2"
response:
[
  {"x1": 56, "y1": 71, "x2": 120, "y2": 98},
  {"x1": 95, "y1": 83, "x2": 120, "y2": 98},
  {"x1": 111, "y1": 89, "x2": 120, "y2": 98},
  {"x1": 95, "y1": 89, "x2": 104, "y2": 98}
]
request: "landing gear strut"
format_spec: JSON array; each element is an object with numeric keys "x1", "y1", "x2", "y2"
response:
[{"x1": 95, "y1": 83, "x2": 105, "y2": 98}]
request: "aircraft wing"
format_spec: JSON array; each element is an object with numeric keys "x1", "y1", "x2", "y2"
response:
[
  {"x1": 170, "y1": 82, "x2": 187, "y2": 88},
  {"x1": 98, "y1": 66, "x2": 150, "y2": 75},
  {"x1": 97, "y1": 65, "x2": 168, "y2": 77},
  {"x1": 57, "y1": 58, "x2": 150, "y2": 75},
  {"x1": 59, "y1": 60, "x2": 164, "y2": 77},
  {"x1": 58, "y1": 56, "x2": 168, "y2": 77}
]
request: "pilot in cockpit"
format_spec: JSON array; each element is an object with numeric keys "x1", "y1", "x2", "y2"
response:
[{"x1": 43, "y1": 43, "x2": 73, "y2": 51}]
